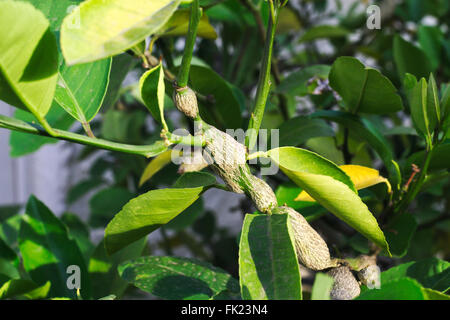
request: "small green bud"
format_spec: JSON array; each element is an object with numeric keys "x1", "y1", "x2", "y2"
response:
[{"x1": 173, "y1": 86, "x2": 198, "y2": 119}]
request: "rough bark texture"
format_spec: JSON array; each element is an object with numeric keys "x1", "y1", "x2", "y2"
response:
[
  {"x1": 357, "y1": 264, "x2": 381, "y2": 289},
  {"x1": 243, "y1": 175, "x2": 277, "y2": 213},
  {"x1": 328, "y1": 266, "x2": 361, "y2": 300},
  {"x1": 274, "y1": 206, "x2": 336, "y2": 271},
  {"x1": 202, "y1": 125, "x2": 276, "y2": 213}
]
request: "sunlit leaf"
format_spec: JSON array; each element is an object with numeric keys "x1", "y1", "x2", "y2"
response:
[
  {"x1": 55, "y1": 58, "x2": 112, "y2": 123},
  {"x1": 139, "y1": 63, "x2": 167, "y2": 128},
  {"x1": 60, "y1": 0, "x2": 181, "y2": 64},
  {"x1": 265, "y1": 147, "x2": 389, "y2": 253},
  {"x1": 105, "y1": 186, "x2": 212, "y2": 255},
  {"x1": 295, "y1": 165, "x2": 391, "y2": 201},
  {"x1": 239, "y1": 213, "x2": 302, "y2": 300},
  {"x1": 157, "y1": 8, "x2": 217, "y2": 39},
  {"x1": 0, "y1": 1, "x2": 58, "y2": 118}
]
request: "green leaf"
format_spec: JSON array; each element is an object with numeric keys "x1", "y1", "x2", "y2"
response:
[
  {"x1": 158, "y1": 172, "x2": 215, "y2": 231},
  {"x1": 409, "y1": 77, "x2": 438, "y2": 141},
  {"x1": 0, "y1": 215, "x2": 22, "y2": 252},
  {"x1": 407, "y1": 141, "x2": 450, "y2": 171},
  {"x1": 422, "y1": 288, "x2": 450, "y2": 300},
  {"x1": 139, "y1": 63, "x2": 167, "y2": 128},
  {"x1": 299, "y1": 25, "x2": 350, "y2": 43},
  {"x1": 0, "y1": 204, "x2": 21, "y2": 224},
  {"x1": 0, "y1": 0, "x2": 58, "y2": 118},
  {"x1": 0, "y1": 279, "x2": 51, "y2": 300},
  {"x1": 9, "y1": 105, "x2": 75, "y2": 157},
  {"x1": 89, "y1": 187, "x2": 135, "y2": 228},
  {"x1": 427, "y1": 73, "x2": 441, "y2": 127},
  {"x1": 268, "y1": 147, "x2": 356, "y2": 192},
  {"x1": 118, "y1": 256, "x2": 240, "y2": 300},
  {"x1": 275, "y1": 183, "x2": 304, "y2": 209},
  {"x1": 393, "y1": 35, "x2": 432, "y2": 79},
  {"x1": 100, "y1": 53, "x2": 136, "y2": 110},
  {"x1": 441, "y1": 84, "x2": 450, "y2": 131},
  {"x1": 173, "y1": 171, "x2": 217, "y2": 188},
  {"x1": 0, "y1": 237, "x2": 20, "y2": 280},
  {"x1": 357, "y1": 278, "x2": 425, "y2": 300},
  {"x1": 66, "y1": 178, "x2": 104, "y2": 204},
  {"x1": 403, "y1": 72, "x2": 418, "y2": 91},
  {"x1": 311, "y1": 273, "x2": 334, "y2": 300},
  {"x1": 104, "y1": 186, "x2": 212, "y2": 255},
  {"x1": 266, "y1": 147, "x2": 390, "y2": 253},
  {"x1": 418, "y1": 25, "x2": 443, "y2": 71},
  {"x1": 274, "y1": 184, "x2": 326, "y2": 221},
  {"x1": 329, "y1": 57, "x2": 403, "y2": 114},
  {"x1": 384, "y1": 213, "x2": 418, "y2": 257},
  {"x1": 89, "y1": 237, "x2": 146, "y2": 299},
  {"x1": 276, "y1": 116, "x2": 334, "y2": 147},
  {"x1": 156, "y1": 8, "x2": 217, "y2": 39},
  {"x1": 60, "y1": 213, "x2": 94, "y2": 260},
  {"x1": 165, "y1": 198, "x2": 204, "y2": 231},
  {"x1": 18, "y1": 196, "x2": 90, "y2": 299},
  {"x1": 22, "y1": 0, "x2": 83, "y2": 32},
  {"x1": 55, "y1": 57, "x2": 112, "y2": 123},
  {"x1": 60, "y1": 0, "x2": 181, "y2": 65},
  {"x1": 311, "y1": 110, "x2": 401, "y2": 190},
  {"x1": 239, "y1": 213, "x2": 302, "y2": 300},
  {"x1": 381, "y1": 258, "x2": 450, "y2": 292},
  {"x1": 189, "y1": 65, "x2": 242, "y2": 129},
  {"x1": 100, "y1": 109, "x2": 155, "y2": 145},
  {"x1": 276, "y1": 65, "x2": 330, "y2": 97},
  {"x1": 305, "y1": 137, "x2": 344, "y2": 164}
]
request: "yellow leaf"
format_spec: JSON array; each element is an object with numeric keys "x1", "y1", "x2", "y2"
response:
[
  {"x1": 157, "y1": 9, "x2": 217, "y2": 39},
  {"x1": 277, "y1": 7, "x2": 302, "y2": 34},
  {"x1": 139, "y1": 149, "x2": 180, "y2": 187},
  {"x1": 295, "y1": 164, "x2": 391, "y2": 202}
]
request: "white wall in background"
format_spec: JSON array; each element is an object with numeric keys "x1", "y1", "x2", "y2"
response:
[{"x1": 0, "y1": 101, "x2": 72, "y2": 214}]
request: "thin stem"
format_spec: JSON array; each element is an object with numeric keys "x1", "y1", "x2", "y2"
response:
[
  {"x1": 38, "y1": 116, "x2": 58, "y2": 137},
  {"x1": 81, "y1": 122, "x2": 96, "y2": 138},
  {"x1": 165, "y1": 131, "x2": 205, "y2": 147},
  {"x1": 394, "y1": 145, "x2": 434, "y2": 215},
  {"x1": 144, "y1": 53, "x2": 177, "y2": 81},
  {"x1": 247, "y1": 151, "x2": 268, "y2": 161},
  {"x1": 0, "y1": 114, "x2": 203, "y2": 158},
  {"x1": 177, "y1": 0, "x2": 202, "y2": 87},
  {"x1": 342, "y1": 127, "x2": 352, "y2": 164},
  {"x1": 242, "y1": 0, "x2": 288, "y2": 120},
  {"x1": 246, "y1": 1, "x2": 279, "y2": 150}
]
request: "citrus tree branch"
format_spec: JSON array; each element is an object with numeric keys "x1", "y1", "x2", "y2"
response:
[{"x1": 0, "y1": 114, "x2": 204, "y2": 158}]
